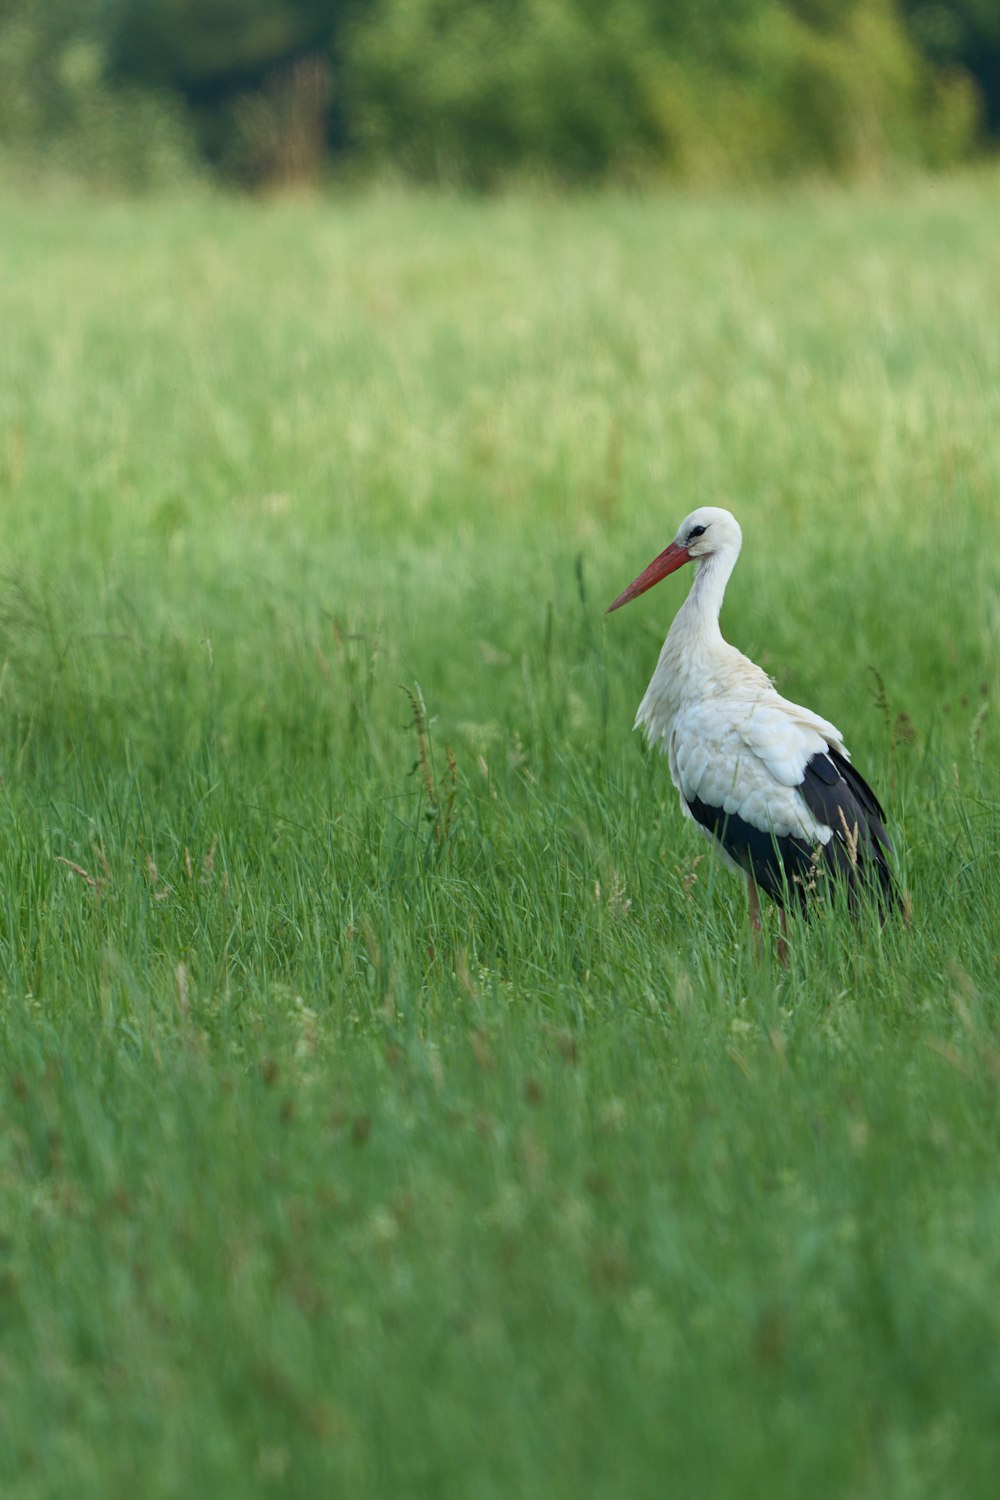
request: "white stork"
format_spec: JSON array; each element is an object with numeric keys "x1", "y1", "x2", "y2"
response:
[{"x1": 607, "y1": 507, "x2": 896, "y2": 945}]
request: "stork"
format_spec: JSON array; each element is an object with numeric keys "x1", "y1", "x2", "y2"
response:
[{"x1": 607, "y1": 507, "x2": 896, "y2": 947}]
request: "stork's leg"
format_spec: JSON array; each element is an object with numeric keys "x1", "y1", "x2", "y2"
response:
[
  {"x1": 747, "y1": 876, "x2": 763, "y2": 957},
  {"x1": 777, "y1": 907, "x2": 790, "y2": 967},
  {"x1": 748, "y1": 876, "x2": 790, "y2": 965}
]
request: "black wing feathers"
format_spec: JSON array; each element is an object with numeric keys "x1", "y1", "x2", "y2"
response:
[
  {"x1": 685, "y1": 796, "x2": 822, "y2": 908},
  {"x1": 827, "y1": 747, "x2": 890, "y2": 830},
  {"x1": 799, "y1": 750, "x2": 896, "y2": 911},
  {"x1": 686, "y1": 748, "x2": 897, "y2": 918}
]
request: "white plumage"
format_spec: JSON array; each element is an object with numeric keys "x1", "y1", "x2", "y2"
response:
[{"x1": 608, "y1": 506, "x2": 896, "y2": 934}]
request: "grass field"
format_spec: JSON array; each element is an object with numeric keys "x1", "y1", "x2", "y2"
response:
[{"x1": 0, "y1": 178, "x2": 998, "y2": 1498}]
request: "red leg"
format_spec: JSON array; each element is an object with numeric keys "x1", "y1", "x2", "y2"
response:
[
  {"x1": 747, "y1": 877, "x2": 763, "y2": 958},
  {"x1": 749, "y1": 877, "x2": 790, "y2": 965},
  {"x1": 777, "y1": 907, "x2": 790, "y2": 967}
]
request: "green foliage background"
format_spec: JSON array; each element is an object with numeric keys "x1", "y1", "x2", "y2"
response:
[
  {"x1": 0, "y1": 0, "x2": 994, "y2": 189},
  {"x1": 2, "y1": 6, "x2": 1000, "y2": 1494},
  {"x1": 0, "y1": 181, "x2": 998, "y2": 1496}
]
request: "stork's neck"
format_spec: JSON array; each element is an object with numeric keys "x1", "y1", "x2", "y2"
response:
[
  {"x1": 669, "y1": 543, "x2": 739, "y2": 656},
  {"x1": 634, "y1": 537, "x2": 749, "y2": 747}
]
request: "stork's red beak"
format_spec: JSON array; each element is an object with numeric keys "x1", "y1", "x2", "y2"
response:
[{"x1": 606, "y1": 541, "x2": 691, "y2": 613}]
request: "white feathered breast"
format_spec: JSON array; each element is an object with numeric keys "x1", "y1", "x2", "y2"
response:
[{"x1": 639, "y1": 670, "x2": 847, "y2": 846}]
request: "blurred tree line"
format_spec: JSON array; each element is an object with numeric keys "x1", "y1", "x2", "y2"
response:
[{"x1": 0, "y1": 0, "x2": 996, "y2": 190}]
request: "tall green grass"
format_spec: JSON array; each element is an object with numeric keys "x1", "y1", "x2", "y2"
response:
[{"x1": 0, "y1": 180, "x2": 998, "y2": 1498}]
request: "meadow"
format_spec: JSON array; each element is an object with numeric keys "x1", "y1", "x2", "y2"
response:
[{"x1": 0, "y1": 178, "x2": 998, "y2": 1498}]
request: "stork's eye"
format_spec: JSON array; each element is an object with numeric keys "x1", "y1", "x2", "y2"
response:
[{"x1": 687, "y1": 524, "x2": 707, "y2": 541}]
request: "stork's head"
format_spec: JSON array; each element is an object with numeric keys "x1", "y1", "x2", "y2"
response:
[{"x1": 606, "y1": 507, "x2": 742, "y2": 613}]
